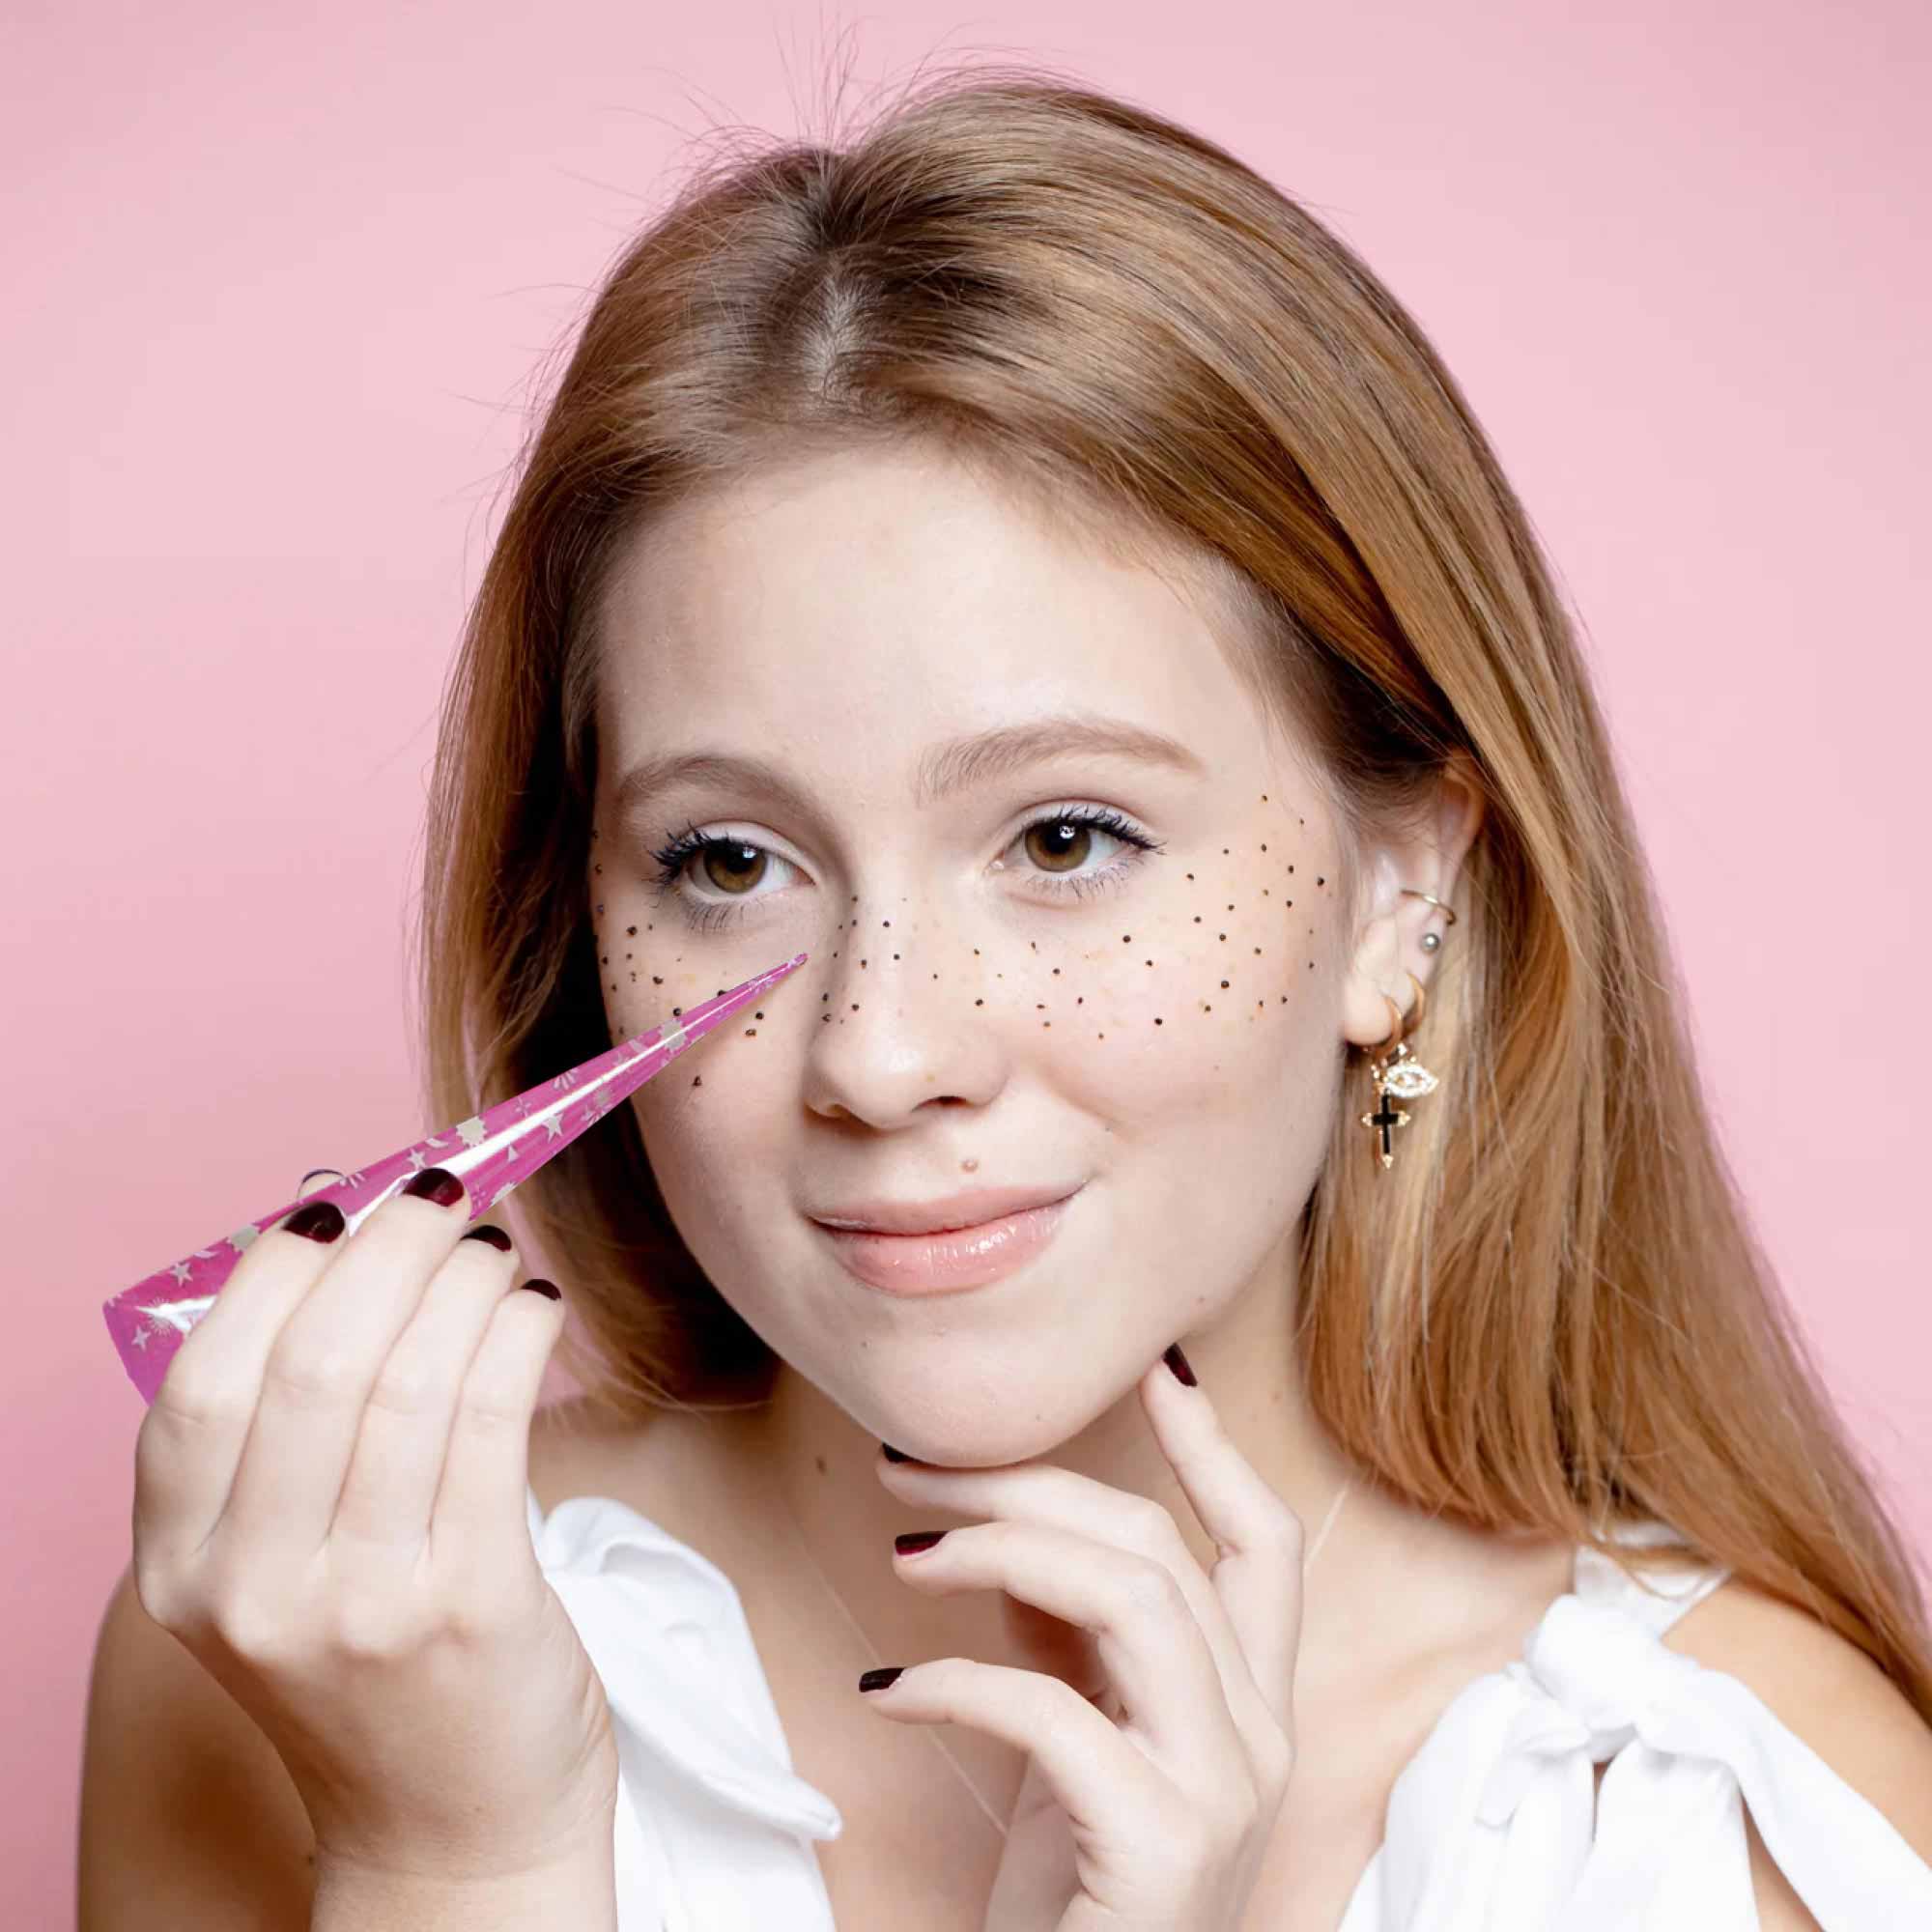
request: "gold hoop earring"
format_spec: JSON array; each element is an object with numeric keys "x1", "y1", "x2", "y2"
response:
[{"x1": 1358, "y1": 970, "x2": 1439, "y2": 1171}]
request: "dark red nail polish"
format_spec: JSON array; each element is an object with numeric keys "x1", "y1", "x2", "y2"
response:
[
  {"x1": 461, "y1": 1225, "x2": 513, "y2": 1251},
  {"x1": 894, "y1": 1529, "x2": 946, "y2": 1556},
  {"x1": 403, "y1": 1167, "x2": 465, "y2": 1207},
  {"x1": 282, "y1": 1200, "x2": 345, "y2": 1243},
  {"x1": 858, "y1": 1665, "x2": 904, "y2": 1692},
  {"x1": 518, "y1": 1277, "x2": 561, "y2": 1300},
  {"x1": 881, "y1": 1443, "x2": 914, "y2": 1463},
  {"x1": 1163, "y1": 1342, "x2": 1197, "y2": 1386}
]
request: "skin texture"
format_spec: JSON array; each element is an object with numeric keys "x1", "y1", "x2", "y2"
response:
[{"x1": 580, "y1": 436, "x2": 1499, "y2": 1732}]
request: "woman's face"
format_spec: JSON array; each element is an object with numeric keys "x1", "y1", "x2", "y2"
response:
[{"x1": 589, "y1": 440, "x2": 1360, "y2": 1466}]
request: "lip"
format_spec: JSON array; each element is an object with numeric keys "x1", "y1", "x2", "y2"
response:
[
  {"x1": 810, "y1": 1181, "x2": 1080, "y2": 1236},
  {"x1": 811, "y1": 1189, "x2": 1079, "y2": 1296}
]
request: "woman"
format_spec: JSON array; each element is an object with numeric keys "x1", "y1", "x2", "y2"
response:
[{"x1": 84, "y1": 64, "x2": 1932, "y2": 1932}]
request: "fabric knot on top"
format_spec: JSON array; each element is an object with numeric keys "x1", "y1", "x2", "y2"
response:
[{"x1": 1476, "y1": 1595, "x2": 1710, "y2": 1829}]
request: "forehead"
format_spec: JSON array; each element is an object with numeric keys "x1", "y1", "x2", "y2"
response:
[{"x1": 593, "y1": 441, "x2": 1273, "y2": 768}]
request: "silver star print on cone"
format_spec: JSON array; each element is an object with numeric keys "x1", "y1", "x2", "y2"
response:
[{"x1": 101, "y1": 952, "x2": 808, "y2": 1405}]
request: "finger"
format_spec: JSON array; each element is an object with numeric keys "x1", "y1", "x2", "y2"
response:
[
  {"x1": 1138, "y1": 1350, "x2": 1305, "y2": 1730},
  {"x1": 219, "y1": 1170, "x2": 477, "y2": 1571},
  {"x1": 428, "y1": 1270, "x2": 563, "y2": 1597},
  {"x1": 888, "y1": 1519, "x2": 1245, "y2": 1798},
  {"x1": 327, "y1": 1227, "x2": 526, "y2": 1558},
  {"x1": 134, "y1": 1198, "x2": 355, "y2": 1569},
  {"x1": 878, "y1": 1379, "x2": 1295, "y2": 1757},
  {"x1": 862, "y1": 1656, "x2": 1177, "y2": 1838}
]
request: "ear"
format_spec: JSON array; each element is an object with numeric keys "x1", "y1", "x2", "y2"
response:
[{"x1": 1339, "y1": 753, "x2": 1485, "y2": 1051}]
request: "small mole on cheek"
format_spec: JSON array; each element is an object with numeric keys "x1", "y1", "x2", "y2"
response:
[{"x1": 627, "y1": 925, "x2": 638, "y2": 936}]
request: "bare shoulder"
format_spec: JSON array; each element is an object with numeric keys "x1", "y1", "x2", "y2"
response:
[
  {"x1": 1663, "y1": 1577, "x2": 1932, "y2": 1929},
  {"x1": 527, "y1": 1392, "x2": 753, "y2": 1562}
]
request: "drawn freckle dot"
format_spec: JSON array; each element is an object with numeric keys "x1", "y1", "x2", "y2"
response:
[
  {"x1": 744, "y1": 1028, "x2": 756, "y2": 1037},
  {"x1": 1261, "y1": 845, "x2": 1266, "y2": 853},
  {"x1": 672, "y1": 1007, "x2": 683, "y2": 1016},
  {"x1": 626, "y1": 925, "x2": 637, "y2": 936},
  {"x1": 693, "y1": 1075, "x2": 701, "y2": 1086},
  {"x1": 850, "y1": 1002, "x2": 859, "y2": 1011},
  {"x1": 1122, "y1": 935, "x2": 1131, "y2": 943},
  {"x1": 1220, "y1": 980, "x2": 1229, "y2": 988},
  {"x1": 1194, "y1": 916, "x2": 1202, "y2": 923},
  {"x1": 1154, "y1": 1017, "x2": 1162, "y2": 1025},
  {"x1": 975, "y1": 998, "x2": 984, "y2": 1006}
]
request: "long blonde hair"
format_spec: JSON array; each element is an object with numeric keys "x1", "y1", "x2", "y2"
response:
[{"x1": 411, "y1": 63, "x2": 1932, "y2": 1721}]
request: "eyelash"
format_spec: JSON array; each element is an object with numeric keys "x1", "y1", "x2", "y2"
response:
[{"x1": 646, "y1": 806, "x2": 1163, "y2": 933}]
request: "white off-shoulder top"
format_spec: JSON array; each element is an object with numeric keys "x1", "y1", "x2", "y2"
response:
[{"x1": 526, "y1": 1487, "x2": 1932, "y2": 1930}]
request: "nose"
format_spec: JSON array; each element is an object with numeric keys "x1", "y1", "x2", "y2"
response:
[{"x1": 798, "y1": 900, "x2": 1006, "y2": 1128}]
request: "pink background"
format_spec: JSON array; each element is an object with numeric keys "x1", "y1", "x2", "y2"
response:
[{"x1": 7, "y1": 5, "x2": 1926, "y2": 1921}]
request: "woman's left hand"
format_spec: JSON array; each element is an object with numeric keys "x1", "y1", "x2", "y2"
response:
[{"x1": 863, "y1": 1346, "x2": 1303, "y2": 1931}]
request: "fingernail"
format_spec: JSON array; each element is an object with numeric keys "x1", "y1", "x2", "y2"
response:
[
  {"x1": 518, "y1": 1278, "x2": 562, "y2": 1300},
  {"x1": 881, "y1": 1443, "x2": 914, "y2": 1463},
  {"x1": 402, "y1": 1167, "x2": 465, "y2": 1208},
  {"x1": 282, "y1": 1200, "x2": 345, "y2": 1243},
  {"x1": 858, "y1": 1665, "x2": 904, "y2": 1693},
  {"x1": 461, "y1": 1225, "x2": 513, "y2": 1251},
  {"x1": 1163, "y1": 1343, "x2": 1197, "y2": 1386},
  {"x1": 894, "y1": 1529, "x2": 946, "y2": 1555}
]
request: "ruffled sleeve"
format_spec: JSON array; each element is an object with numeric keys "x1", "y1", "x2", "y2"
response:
[
  {"x1": 1340, "y1": 1548, "x2": 1932, "y2": 1930},
  {"x1": 526, "y1": 1487, "x2": 844, "y2": 1932}
]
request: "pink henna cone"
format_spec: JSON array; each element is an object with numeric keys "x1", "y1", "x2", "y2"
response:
[{"x1": 102, "y1": 952, "x2": 808, "y2": 1405}]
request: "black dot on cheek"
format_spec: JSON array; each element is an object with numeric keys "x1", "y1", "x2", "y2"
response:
[
  {"x1": 1154, "y1": 1016, "x2": 1162, "y2": 1025},
  {"x1": 975, "y1": 998, "x2": 984, "y2": 1006},
  {"x1": 851, "y1": 1003, "x2": 860, "y2": 1011},
  {"x1": 693, "y1": 1075, "x2": 701, "y2": 1086}
]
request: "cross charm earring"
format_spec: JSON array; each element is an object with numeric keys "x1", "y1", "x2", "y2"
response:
[{"x1": 1358, "y1": 979, "x2": 1438, "y2": 1171}]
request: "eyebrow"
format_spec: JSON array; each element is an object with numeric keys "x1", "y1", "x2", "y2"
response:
[{"x1": 612, "y1": 715, "x2": 1208, "y2": 826}]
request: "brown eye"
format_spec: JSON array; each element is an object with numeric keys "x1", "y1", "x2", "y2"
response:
[
  {"x1": 1023, "y1": 819, "x2": 1094, "y2": 874},
  {"x1": 700, "y1": 841, "x2": 768, "y2": 895}
]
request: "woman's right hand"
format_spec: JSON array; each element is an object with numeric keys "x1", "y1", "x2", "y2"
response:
[{"x1": 130, "y1": 1167, "x2": 619, "y2": 1889}]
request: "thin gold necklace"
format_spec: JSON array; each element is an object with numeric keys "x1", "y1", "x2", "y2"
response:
[{"x1": 777, "y1": 1472, "x2": 1353, "y2": 1840}]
